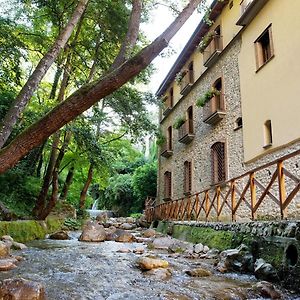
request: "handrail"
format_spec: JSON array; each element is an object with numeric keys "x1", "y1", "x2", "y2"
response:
[{"x1": 145, "y1": 148, "x2": 300, "y2": 222}]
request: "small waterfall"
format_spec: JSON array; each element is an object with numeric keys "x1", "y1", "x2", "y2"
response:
[{"x1": 91, "y1": 199, "x2": 99, "y2": 210}]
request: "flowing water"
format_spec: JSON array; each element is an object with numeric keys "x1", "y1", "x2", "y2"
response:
[{"x1": 0, "y1": 231, "x2": 298, "y2": 300}]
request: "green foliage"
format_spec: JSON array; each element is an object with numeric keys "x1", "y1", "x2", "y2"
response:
[
  {"x1": 196, "y1": 88, "x2": 220, "y2": 107},
  {"x1": 63, "y1": 218, "x2": 82, "y2": 230},
  {"x1": 130, "y1": 212, "x2": 143, "y2": 218},
  {"x1": 156, "y1": 130, "x2": 166, "y2": 146},
  {"x1": 198, "y1": 31, "x2": 214, "y2": 53},
  {"x1": 132, "y1": 162, "x2": 157, "y2": 211},
  {"x1": 173, "y1": 116, "x2": 185, "y2": 129}
]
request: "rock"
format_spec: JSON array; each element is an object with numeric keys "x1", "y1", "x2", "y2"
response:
[
  {"x1": 217, "y1": 244, "x2": 253, "y2": 273},
  {"x1": 120, "y1": 223, "x2": 135, "y2": 230},
  {"x1": 137, "y1": 257, "x2": 169, "y2": 270},
  {"x1": 203, "y1": 245, "x2": 210, "y2": 253},
  {"x1": 253, "y1": 281, "x2": 282, "y2": 299},
  {"x1": 0, "y1": 241, "x2": 10, "y2": 257},
  {"x1": 114, "y1": 229, "x2": 135, "y2": 243},
  {"x1": 168, "y1": 240, "x2": 193, "y2": 254},
  {"x1": 133, "y1": 248, "x2": 144, "y2": 254},
  {"x1": 143, "y1": 229, "x2": 156, "y2": 238},
  {"x1": 12, "y1": 241, "x2": 27, "y2": 250},
  {"x1": 125, "y1": 217, "x2": 135, "y2": 224},
  {"x1": 145, "y1": 268, "x2": 172, "y2": 280},
  {"x1": 254, "y1": 259, "x2": 278, "y2": 282},
  {"x1": 283, "y1": 223, "x2": 297, "y2": 237},
  {"x1": 0, "y1": 278, "x2": 46, "y2": 300},
  {"x1": 49, "y1": 231, "x2": 70, "y2": 240},
  {"x1": 117, "y1": 248, "x2": 131, "y2": 253},
  {"x1": 136, "y1": 215, "x2": 149, "y2": 228},
  {"x1": 105, "y1": 227, "x2": 118, "y2": 241},
  {"x1": 96, "y1": 212, "x2": 108, "y2": 223},
  {"x1": 0, "y1": 259, "x2": 18, "y2": 271},
  {"x1": 185, "y1": 268, "x2": 212, "y2": 277},
  {"x1": 205, "y1": 248, "x2": 219, "y2": 259},
  {"x1": 194, "y1": 243, "x2": 204, "y2": 254},
  {"x1": 79, "y1": 221, "x2": 106, "y2": 242},
  {"x1": 135, "y1": 237, "x2": 153, "y2": 244},
  {"x1": 1, "y1": 235, "x2": 13, "y2": 242},
  {"x1": 151, "y1": 236, "x2": 175, "y2": 250}
]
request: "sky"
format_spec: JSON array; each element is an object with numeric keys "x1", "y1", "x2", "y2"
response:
[{"x1": 142, "y1": 3, "x2": 206, "y2": 94}]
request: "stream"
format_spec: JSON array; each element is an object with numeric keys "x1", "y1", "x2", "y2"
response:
[{"x1": 0, "y1": 231, "x2": 298, "y2": 300}]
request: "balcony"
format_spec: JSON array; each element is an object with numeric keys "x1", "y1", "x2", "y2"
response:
[
  {"x1": 236, "y1": 0, "x2": 269, "y2": 26},
  {"x1": 162, "y1": 97, "x2": 173, "y2": 117},
  {"x1": 203, "y1": 35, "x2": 223, "y2": 68},
  {"x1": 203, "y1": 94, "x2": 226, "y2": 125},
  {"x1": 180, "y1": 73, "x2": 193, "y2": 96},
  {"x1": 178, "y1": 120, "x2": 195, "y2": 144},
  {"x1": 160, "y1": 142, "x2": 173, "y2": 158}
]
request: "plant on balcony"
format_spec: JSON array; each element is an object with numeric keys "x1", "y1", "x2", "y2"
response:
[
  {"x1": 198, "y1": 31, "x2": 214, "y2": 53},
  {"x1": 156, "y1": 131, "x2": 166, "y2": 146},
  {"x1": 175, "y1": 70, "x2": 188, "y2": 84},
  {"x1": 196, "y1": 87, "x2": 220, "y2": 107},
  {"x1": 173, "y1": 116, "x2": 185, "y2": 129}
]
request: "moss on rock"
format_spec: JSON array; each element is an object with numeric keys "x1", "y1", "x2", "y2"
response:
[{"x1": 0, "y1": 217, "x2": 64, "y2": 243}]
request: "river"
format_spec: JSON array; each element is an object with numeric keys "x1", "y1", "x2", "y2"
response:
[{"x1": 0, "y1": 231, "x2": 298, "y2": 300}]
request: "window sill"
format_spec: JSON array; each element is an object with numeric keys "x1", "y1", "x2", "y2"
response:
[
  {"x1": 234, "y1": 125, "x2": 243, "y2": 131},
  {"x1": 263, "y1": 143, "x2": 272, "y2": 149},
  {"x1": 256, "y1": 55, "x2": 275, "y2": 73}
]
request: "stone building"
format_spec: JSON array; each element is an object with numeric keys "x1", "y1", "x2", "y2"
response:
[{"x1": 156, "y1": 0, "x2": 300, "y2": 220}]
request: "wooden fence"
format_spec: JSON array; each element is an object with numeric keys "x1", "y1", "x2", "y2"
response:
[{"x1": 145, "y1": 149, "x2": 300, "y2": 223}]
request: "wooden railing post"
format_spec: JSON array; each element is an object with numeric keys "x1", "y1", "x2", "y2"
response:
[
  {"x1": 187, "y1": 196, "x2": 191, "y2": 221},
  {"x1": 216, "y1": 186, "x2": 221, "y2": 221},
  {"x1": 195, "y1": 193, "x2": 200, "y2": 221},
  {"x1": 250, "y1": 172, "x2": 257, "y2": 220},
  {"x1": 231, "y1": 180, "x2": 236, "y2": 222},
  {"x1": 205, "y1": 191, "x2": 209, "y2": 221},
  {"x1": 277, "y1": 161, "x2": 287, "y2": 219}
]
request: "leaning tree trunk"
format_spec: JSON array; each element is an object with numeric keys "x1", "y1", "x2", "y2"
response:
[
  {"x1": 79, "y1": 164, "x2": 93, "y2": 210},
  {"x1": 0, "y1": 0, "x2": 89, "y2": 148},
  {"x1": 0, "y1": 0, "x2": 203, "y2": 174}
]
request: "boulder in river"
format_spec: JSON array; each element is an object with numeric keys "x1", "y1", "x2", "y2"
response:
[
  {"x1": 254, "y1": 258, "x2": 278, "y2": 282},
  {"x1": 96, "y1": 212, "x2": 108, "y2": 223},
  {"x1": 79, "y1": 221, "x2": 106, "y2": 242},
  {"x1": 194, "y1": 243, "x2": 204, "y2": 254},
  {"x1": 49, "y1": 231, "x2": 70, "y2": 240},
  {"x1": 0, "y1": 241, "x2": 10, "y2": 257},
  {"x1": 143, "y1": 229, "x2": 156, "y2": 238},
  {"x1": 0, "y1": 258, "x2": 18, "y2": 271},
  {"x1": 12, "y1": 241, "x2": 27, "y2": 250},
  {"x1": 145, "y1": 268, "x2": 172, "y2": 280},
  {"x1": 217, "y1": 244, "x2": 253, "y2": 273},
  {"x1": 185, "y1": 268, "x2": 212, "y2": 277},
  {"x1": 114, "y1": 229, "x2": 135, "y2": 243},
  {"x1": 253, "y1": 281, "x2": 282, "y2": 299},
  {"x1": 120, "y1": 223, "x2": 135, "y2": 230},
  {"x1": 137, "y1": 257, "x2": 169, "y2": 270},
  {"x1": 0, "y1": 278, "x2": 46, "y2": 300},
  {"x1": 150, "y1": 236, "x2": 175, "y2": 250}
]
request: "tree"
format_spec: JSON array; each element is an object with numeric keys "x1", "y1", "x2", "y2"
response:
[{"x1": 0, "y1": 0, "x2": 203, "y2": 174}]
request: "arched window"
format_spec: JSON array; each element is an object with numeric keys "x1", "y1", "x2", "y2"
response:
[
  {"x1": 211, "y1": 142, "x2": 226, "y2": 183},
  {"x1": 169, "y1": 88, "x2": 174, "y2": 107},
  {"x1": 184, "y1": 161, "x2": 192, "y2": 195},
  {"x1": 167, "y1": 126, "x2": 173, "y2": 150},
  {"x1": 188, "y1": 61, "x2": 194, "y2": 84},
  {"x1": 212, "y1": 77, "x2": 224, "y2": 111},
  {"x1": 164, "y1": 171, "x2": 172, "y2": 200},
  {"x1": 187, "y1": 106, "x2": 194, "y2": 134}
]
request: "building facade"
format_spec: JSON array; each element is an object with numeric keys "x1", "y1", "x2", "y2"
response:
[{"x1": 156, "y1": 0, "x2": 300, "y2": 220}]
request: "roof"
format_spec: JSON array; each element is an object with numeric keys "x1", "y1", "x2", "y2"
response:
[{"x1": 155, "y1": 0, "x2": 229, "y2": 97}]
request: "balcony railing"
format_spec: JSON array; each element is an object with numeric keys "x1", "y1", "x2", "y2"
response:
[
  {"x1": 180, "y1": 72, "x2": 193, "y2": 96},
  {"x1": 160, "y1": 142, "x2": 173, "y2": 158},
  {"x1": 178, "y1": 119, "x2": 195, "y2": 144},
  {"x1": 203, "y1": 94, "x2": 226, "y2": 125},
  {"x1": 203, "y1": 35, "x2": 222, "y2": 67},
  {"x1": 237, "y1": 0, "x2": 269, "y2": 26}
]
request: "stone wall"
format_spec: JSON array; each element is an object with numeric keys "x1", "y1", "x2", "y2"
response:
[{"x1": 158, "y1": 35, "x2": 300, "y2": 220}]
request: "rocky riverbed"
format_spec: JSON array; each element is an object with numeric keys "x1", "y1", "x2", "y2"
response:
[{"x1": 0, "y1": 217, "x2": 298, "y2": 299}]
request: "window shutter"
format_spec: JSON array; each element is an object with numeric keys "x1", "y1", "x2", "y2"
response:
[{"x1": 211, "y1": 142, "x2": 226, "y2": 183}]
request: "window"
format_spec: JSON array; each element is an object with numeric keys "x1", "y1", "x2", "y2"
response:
[
  {"x1": 167, "y1": 126, "x2": 173, "y2": 150},
  {"x1": 263, "y1": 120, "x2": 272, "y2": 148},
  {"x1": 184, "y1": 161, "x2": 192, "y2": 195},
  {"x1": 188, "y1": 61, "x2": 194, "y2": 84},
  {"x1": 187, "y1": 106, "x2": 194, "y2": 133},
  {"x1": 164, "y1": 171, "x2": 172, "y2": 200},
  {"x1": 255, "y1": 25, "x2": 274, "y2": 70},
  {"x1": 211, "y1": 142, "x2": 226, "y2": 183},
  {"x1": 169, "y1": 88, "x2": 174, "y2": 107}
]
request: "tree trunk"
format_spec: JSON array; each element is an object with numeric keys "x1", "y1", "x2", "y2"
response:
[
  {"x1": 32, "y1": 132, "x2": 60, "y2": 217},
  {"x1": 60, "y1": 166, "x2": 75, "y2": 201},
  {"x1": 0, "y1": 0, "x2": 203, "y2": 174},
  {"x1": 0, "y1": 0, "x2": 89, "y2": 148},
  {"x1": 79, "y1": 164, "x2": 93, "y2": 210}
]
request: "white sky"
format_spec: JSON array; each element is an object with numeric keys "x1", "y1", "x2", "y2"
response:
[{"x1": 142, "y1": 4, "x2": 204, "y2": 94}]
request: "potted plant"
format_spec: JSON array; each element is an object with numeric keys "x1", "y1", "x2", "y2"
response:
[
  {"x1": 196, "y1": 87, "x2": 220, "y2": 107},
  {"x1": 173, "y1": 116, "x2": 186, "y2": 129},
  {"x1": 198, "y1": 31, "x2": 215, "y2": 53},
  {"x1": 175, "y1": 69, "x2": 188, "y2": 84}
]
